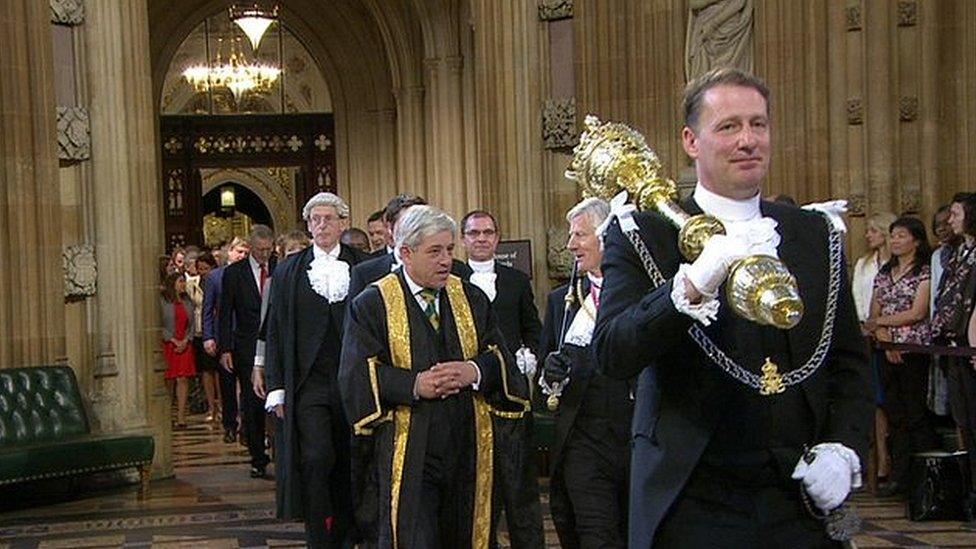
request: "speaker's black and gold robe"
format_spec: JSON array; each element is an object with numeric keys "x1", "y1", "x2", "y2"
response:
[{"x1": 339, "y1": 271, "x2": 530, "y2": 549}]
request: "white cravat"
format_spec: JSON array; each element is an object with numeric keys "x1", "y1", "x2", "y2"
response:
[
  {"x1": 468, "y1": 258, "x2": 497, "y2": 302},
  {"x1": 693, "y1": 183, "x2": 780, "y2": 258}
]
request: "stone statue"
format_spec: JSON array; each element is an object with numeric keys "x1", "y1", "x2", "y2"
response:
[{"x1": 685, "y1": 0, "x2": 755, "y2": 81}]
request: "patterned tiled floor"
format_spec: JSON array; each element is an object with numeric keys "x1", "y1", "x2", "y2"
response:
[{"x1": 0, "y1": 412, "x2": 974, "y2": 547}]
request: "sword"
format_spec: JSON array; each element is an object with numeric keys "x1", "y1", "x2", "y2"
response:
[{"x1": 540, "y1": 259, "x2": 579, "y2": 410}]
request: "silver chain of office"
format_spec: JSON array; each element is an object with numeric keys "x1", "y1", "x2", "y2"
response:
[{"x1": 620, "y1": 214, "x2": 843, "y2": 392}]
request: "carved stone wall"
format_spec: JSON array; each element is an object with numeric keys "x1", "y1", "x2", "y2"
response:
[
  {"x1": 50, "y1": 0, "x2": 84, "y2": 25},
  {"x1": 56, "y1": 106, "x2": 91, "y2": 161},
  {"x1": 542, "y1": 98, "x2": 577, "y2": 149},
  {"x1": 63, "y1": 244, "x2": 97, "y2": 298}
]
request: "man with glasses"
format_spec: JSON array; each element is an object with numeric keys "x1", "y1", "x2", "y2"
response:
[
  {"x1": 262, "y1": 192, "x2": 368, "y2": 547},
  {"x1": 460, "y1": 209, "x2": 545, "y2": 548}
]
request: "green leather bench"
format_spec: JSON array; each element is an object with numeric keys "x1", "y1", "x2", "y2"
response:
[{"x1": 0, "y1": 366, "x2": 155, "y2": 497}]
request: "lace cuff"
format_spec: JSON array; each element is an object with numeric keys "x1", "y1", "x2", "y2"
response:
[{"x1": 671, "y1": 264, "x2": 721, "y2": 326}]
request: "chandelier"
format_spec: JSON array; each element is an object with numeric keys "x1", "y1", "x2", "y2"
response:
[
  {"x1": 182, "y1": 4, "x2": 281, "y2": 104},
  {"x1": 229, "y1": 3, "x2": 279, "y2": 50}
]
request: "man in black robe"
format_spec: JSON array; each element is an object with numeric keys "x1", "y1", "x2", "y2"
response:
[
  {"x1": 340, "y1": 205, "x2": 530, "y2": 548},
  {"x1": 262, "y1": 192, "x2": 368, "y2": 547},
  {"x1": 460, "y1": 209, "x2": 545, "y2": 548},
  {"x1": 593, "y1": 68, "x2": 871, "y2": 547}
]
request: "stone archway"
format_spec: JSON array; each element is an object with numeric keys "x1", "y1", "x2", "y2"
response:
[{"x1": 200, "y1": 167, "x2": 299, "y2": 233}]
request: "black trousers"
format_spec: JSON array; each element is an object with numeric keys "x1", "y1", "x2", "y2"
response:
[
  {"x1": 490, "y1": 413, "x2": 545, "y2": 549},
  {"x1": 295, "y1": 381, "x2": 352, "y2": 548},
  {"x1": 881, "y1": 353, "x2": 939, "y2": 485},
  {"x1": 655, "y1": 464, "x2": 839, "y2": 549},
  {"x1": 948, "y1": 356, "x2": 976, "y2": 491},
  {"x1": 557, "y1": 419, "x2": 630, "y2": 549},
  {"x1": 219, "y1": 362, "x2": 238, "y2": 432},
  {"x1": 232, "y1": 355, "x2": 268, "y2": 469}
]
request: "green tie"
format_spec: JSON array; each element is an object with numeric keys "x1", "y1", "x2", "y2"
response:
[{"x1": 418, "y1": 288, "x2": 440, "y2": 331}]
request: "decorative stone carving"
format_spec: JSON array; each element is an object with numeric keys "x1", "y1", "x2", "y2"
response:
[
  {"x1": 547, "y1": 227, "x2": 574, "y2": 280},
  {"x1": 63, "y1": 244, "x2": 97, "y2": 298},
  {"x1": 845, "y1": 6, "x2": 862, "y2": 31},
  {"x1": 897, "y1": 1, "x2": 917, "y2": 27},
  {"x1": 56, "y1": 106, "x2": 91, "y2": 161},
  {"x1": 50, "y1": 0, "x2": 84, "y2": 25},
  {"x1": 848, "y1": 193, "x2": 866, "y2": 217},
  {"x1": 539, "y1": 0, "x2": 573, "y2": 21},
  {"x1": 685, "y1": 0, "x2": 755, "y2": 81},
  {"x1": 901, "y1": 188, "x2": 921, "y2": 214},
  {"x1": 846, "y1": 98, "x2": 863, "y2": 125},
  {"x1": 899, "y1": 96, "x2": 918, "y2": 122},
  {"x1": 542, "y1": 98, "x2": 578, "y2": 149}
]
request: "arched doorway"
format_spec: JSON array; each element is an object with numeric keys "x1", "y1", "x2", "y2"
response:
[{"x1": 200, "y1": 182, "x2": 272, "y2": 247}]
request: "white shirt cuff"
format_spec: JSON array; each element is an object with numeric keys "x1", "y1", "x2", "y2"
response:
[
  {"x1": 468, "y1": 361, "x2": 482, "y2": 391},
  {"x1": 671, "y1": 264, "x2": 721, "y2": 326},
  {"x1": 265, "y1": 389, "x2": 285, "y2": 412},
  {"x1": 254, "y1": 340, "x2": 266, "y2": 366}
]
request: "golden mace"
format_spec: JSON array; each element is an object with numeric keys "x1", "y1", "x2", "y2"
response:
[{"x1": 565, "y1": 115, "x2": 804, "y2": 330}]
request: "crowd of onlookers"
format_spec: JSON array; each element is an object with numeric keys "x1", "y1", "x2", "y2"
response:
[
  {"x1": 854, "y1": 192, "x2": 976, "y2": 516},
  {"x1": 157, "y1": 222, "x2": 383, "y2": 442}
]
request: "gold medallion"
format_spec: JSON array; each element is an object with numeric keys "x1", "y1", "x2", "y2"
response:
[
  {"x1": 759, "y1": 357, "x2": 786, "y2": 395},
  {"x1": 547, "y1": 393, "x2": 560, "y2": 411}
]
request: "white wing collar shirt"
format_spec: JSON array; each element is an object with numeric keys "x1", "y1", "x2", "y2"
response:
[{"x1": 468, "y1": 258, "x2": 497, "y2": 302}]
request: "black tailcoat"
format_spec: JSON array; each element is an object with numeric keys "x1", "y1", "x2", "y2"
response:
[
  {"x1": 264, "y1": 243, "x2": 367, "y2": 522},
  {"x1": 540, "y1": 278, "x2": 634, "y2": 548},
  {"x1": 593, "y1": 198, "x2": 871, "y2": 547}
]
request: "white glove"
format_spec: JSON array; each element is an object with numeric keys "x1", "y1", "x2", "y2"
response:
[
  {"x1": 802, "y1": 199, "x2": 849, "y2": 233},
  {"x1": 515, "y1": 347, "x2": 537, "y2": 378},
  {"x1": 791, "y1": 443, "x2": 862, "y2": 512},
  {"x1": 264, "y1": 389, "x2": 285, "y2": 413},
  {"x1": 684, "y1": 234, "x2": 750, "y2": 298}
]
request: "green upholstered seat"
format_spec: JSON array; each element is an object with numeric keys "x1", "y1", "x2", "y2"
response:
[{"x1": 0, "y1": 366, "x2": 154, "y2": 492}]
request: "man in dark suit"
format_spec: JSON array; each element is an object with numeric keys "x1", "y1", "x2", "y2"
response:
[
  {"x1": 460, "y1": 209, "x2": 545, "y2": 548},
  {"x1": 219, "y1": 225, "x2": 277, "y2": 478},
  {"x1": 539, "y1": 198, "x2": 633, "y2": 548},
  {"x1": 203, "y1": 238, "x2": 250, "y2": 443},
  {"x1": 593, "y1": 68, "x2": 871, "y2": 547},
  {"x1": 262, "y1": 192, "x2": 368, "y2": 548},
  {"x1": 366, "y1": 209, "x2": 387, "y2": 253}
]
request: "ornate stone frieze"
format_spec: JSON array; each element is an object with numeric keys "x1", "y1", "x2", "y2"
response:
[
  {"x1": 50, "y1": 0, "x2": 84, "y2": 25},
  {"x1": 56, "y1": 106, "x2": 91, "y2": 161},
  {"x1": 897, "y1": 1, "x2": 918, "y2": 27},
  {"x1": 63, "y1": 244, "x2": 96, "y2": 298},
  {"x1": 899, "y1": 96, "x2": 918, "y2": 122},
  {"x1": 542, "y1": 98, "x2": 578, "y2": 150},
  {"x1": 901, "y1": 188, "x2": 921, "y2": 214},
  {"x1": 845, "y1": 6, "x2": 862, "y2": 31},
  {"x1": 846, "y1": 98, "x2": 863, "y2": 125},
  {"x1": 539, "y1": 0, "x2": 573, "y2": 21},
  {"x1": 848, "y1": 193, "x2": 866, "y2": 217},
  {"x1": 547, "y1": 227, "x2": 573, "y2": 280}
]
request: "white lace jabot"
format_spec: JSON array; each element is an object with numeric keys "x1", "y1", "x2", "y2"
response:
[{"x1": 307, "y1": 243, "x2": 350, "y2": 303}]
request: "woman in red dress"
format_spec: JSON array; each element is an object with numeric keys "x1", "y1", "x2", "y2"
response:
[{"x1": 160, "y1": 271, "x2": 197, "y2": 427}]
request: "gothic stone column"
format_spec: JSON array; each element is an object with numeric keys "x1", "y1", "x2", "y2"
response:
[
  {"x1": 0, "y1": 0, "x2": 67, "y2": 368},
  {"x1": 84, "y1": 0, "x2": 170, "y2": 476}
]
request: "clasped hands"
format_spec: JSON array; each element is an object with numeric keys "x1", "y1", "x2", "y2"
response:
[{"x1": 414, "y1": 361, "x2": 479, "y2": 400}]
